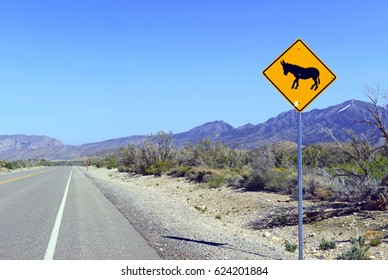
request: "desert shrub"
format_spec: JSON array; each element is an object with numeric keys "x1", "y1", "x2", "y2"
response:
[
  {"x1": 156, "y1": 131, "x2": 175, "y2": 162},
  {"x1": 104, "y1": 155, "x2": 119, "y2": 169},
  {"x1": 369, "y1": 238, "x2": 382, "y2": 247},
  {"x1": 338, "y1": 236, "x2": 370, "y2": 260},
  {"x1": 303, "y1": 173, "x2": 336, "y2": 201},
  {"x1": 207, "y1": 175, "x2": 225, "y2": 188},
  {"x1": 175, "y1": 145, "x2": 197, "y2": 167},
  {"x1": 117, "y1": 131, "x2": 175, "y2": 175},
  {"x1": 118, "y1": 145, "x2": 137, "y2": 170},
  {"x1": 187, "y1": 139, "x2": 213, "y2": 167},
  {"x1": 303, "y1": 146, "x2": 321, "y2": 168},
  {"x1": 211, "y1": 142, "x2": 233, "y2": 168},
  {"x1": 169, "y1": 162, "x2": 248, "y2": 189},
  {"x1": 364, "y1": 230, "x2": 383, "y2": 247},
  {"x1": 167, "y1": 165, "x2": 191, "y2": 177},
  {"x1": 265, "y1": 168, "x2": 295, "y2": 193},
  {"x1": 244, "y1": 166, "x2": 298, "y2": 196},
  {"x1": 271, "y1": 144, "x2": 294, "y2": 168},
  {"x1": 303, "y1": 144, "x2": 342, "y2": 168},
  {"x1": 93, "y1": 159, "x2": 105, "y2": 168},
  {"x1": 328, "y1": 128, "x2": 388, "y2": 203},
  {"x1": 244, "y1": 173, "x2": 266, "y2": 192},
  {"x1": 0, "y1": 159, "x2": 54, "y2": 170},
  {"x1": 138, "y1": 137, "x2": 158, "y2": 172},
  {"x1": 145, "y1": 159, "x2": 172, "y2": 176},
  {"x1": 319, "y1": 237, "x2": 337, "y2": 251},
  {"x1": 365, "y1": 156, "x2": 388, "y2": 183},
  {"x1": 244, "y1": 145, "x2": 300, "y2": 195},
  {"x1": 330, "y1": 154, "x2": 388, "y2": 203},
  {"x1": 248, "y1": 145, "x2": 275, "y2": 171},
  {"x1": 285, "y1": 175, "x2": 299, "y2": 198},
  {"x1": 184, "y1": 167, "x2": 213, "y2": 183},
  {"x1": 4, "y1": 161, "x2": 19, "y2": 170},
  {"x1": 244, "y1": 147, "x2": 274, "y2": 192},
  {"x1": 224, "y1": 173, "x2": 244, "y2": 188},
  {"x1": 3, "y1": 160, "x2": 35, "y2": 170},
  {"x1": 91, "y1": 155, "x2": 119, "y2": 169},
  {"x1": 285, "y1": 240, "x2": 297, "y2": 252},
  {"x1": 177, "y1": 139, "x2": 248, "y2": 169},
  {"x1": 312, "y1": 187, "x2": 335, "y2": 201},
  {"x1": 194, "y1": 206, "x2": 207, "y2": 214},
  {"x1": 117, "y1": 165, "x2": 131, "y2": 173},
  {"x1": 224, "y1": 171, "x2": 247, "y2": 189}
]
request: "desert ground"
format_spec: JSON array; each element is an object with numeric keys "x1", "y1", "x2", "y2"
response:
[{"x1": 86, "y1": 167, "x2": 387, "y2": 260}]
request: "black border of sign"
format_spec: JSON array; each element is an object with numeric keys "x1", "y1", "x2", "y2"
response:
[{"x1": 262, "y1": 38, "x2": 337, "y2": 112}]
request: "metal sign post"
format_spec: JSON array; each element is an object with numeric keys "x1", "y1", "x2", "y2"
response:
[
  {"x1": 297, "y1": 111, "x2": 303, "y2": 260},
  {"x1": 262, "y1": 39, "x2": 336, "y2": 260}
]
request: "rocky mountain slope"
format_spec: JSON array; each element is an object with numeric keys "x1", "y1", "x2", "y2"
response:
[
  {"x1": 220, "y1": 99, "x2": 384, "y2": 148},
  {"x1": 0, "y1": 135, "x2": 63, "y2": 159},
  {"x1": 0, "y1": 135, "x2": 62, "y2": 153},
  {"x1": 173, "y1": 120, "x2": 234, "y2": 147}
]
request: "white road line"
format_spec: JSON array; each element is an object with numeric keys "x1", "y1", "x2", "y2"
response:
[{"x1": 43, "y1": 167, "x2": 73, "y2": 260}]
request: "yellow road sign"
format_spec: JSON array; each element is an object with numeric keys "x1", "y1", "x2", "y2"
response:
[{"x1": 263, "y1": 39, "x2": 336, "y2": 112}]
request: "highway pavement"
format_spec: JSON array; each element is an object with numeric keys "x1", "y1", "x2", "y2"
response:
[{"x1": 0, "y1": 166, "x2": 161, "y2": 260}]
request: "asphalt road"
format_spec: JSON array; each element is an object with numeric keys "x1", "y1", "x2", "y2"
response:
[{"x1": 0, "y1": 166, "x2": 161, "y2": 260}]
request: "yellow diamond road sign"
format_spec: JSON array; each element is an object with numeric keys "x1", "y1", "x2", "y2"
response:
[{"x1": 263, "y1": 39, "x2": 336, "y2": 112}]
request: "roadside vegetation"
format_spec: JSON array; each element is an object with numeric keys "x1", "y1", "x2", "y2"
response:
[
  {"x1": 0, "y1": 159, "x2": 53, "y2": 171},
  {"x1": 90, "y1": 86, "x2": 387, "y2": 256},
  {"x1": 0, "y1": 159, "x2": 84, "y2": 172}
]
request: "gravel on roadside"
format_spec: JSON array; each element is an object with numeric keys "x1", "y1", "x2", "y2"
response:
[
  {"x1": 84, "y1": 167, "x2": 290, "y2": 260},
  {"x1": 84, "y1": 167, "x2": 388, "y2": 260}
]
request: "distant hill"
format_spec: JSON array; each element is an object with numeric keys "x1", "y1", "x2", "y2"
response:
[
  {"x1": 0, "y1": 135, "x2": 63, "y2": 160},
  {"x1": 0, "y1": 99, "x2": 386, "y2": 160},
  {"x1": 0, "y1": 135, "x2": 62, "y2": 153},
  {"x1": 219, "y1": 99, "x2": 386, "y2": 148},
  {"x1": 0, "y1": 135, "x2": 145, "y2": 161},
  {"x1": 173, "y1": 120, "x2": 234, "y2": 147}
]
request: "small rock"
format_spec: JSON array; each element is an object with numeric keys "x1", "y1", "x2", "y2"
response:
[
  {"x1": 315, "y1": 254, "x2": 325, "y2": 260},
  {"x1": 263, "y1": 232, "x2": 271, "y2": 238},
  {"x1": 271, "y1": 236, "x2": 280, "y2": 242}
]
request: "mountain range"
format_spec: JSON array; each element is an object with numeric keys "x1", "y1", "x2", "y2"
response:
[{"x1": 0, "y1": 99, "x2": 386, "y2": 161}]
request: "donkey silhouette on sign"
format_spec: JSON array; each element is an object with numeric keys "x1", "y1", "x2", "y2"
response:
[{"x1": 281, "y1": 60, "x2": 320, "y2": 90}]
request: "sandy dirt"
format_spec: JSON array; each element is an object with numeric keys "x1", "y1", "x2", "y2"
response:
[{"x1": 87, "y1": 167, "x2": 388, "y2": 260}]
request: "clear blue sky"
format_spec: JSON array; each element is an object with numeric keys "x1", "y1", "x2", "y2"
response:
[{"x1": 0, "y1": 0, "x2": 387, "y2": 145}]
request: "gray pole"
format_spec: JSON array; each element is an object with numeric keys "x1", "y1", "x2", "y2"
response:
[{"x1": 297, "y1": 111, "x2": 303, "y2": 260}]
